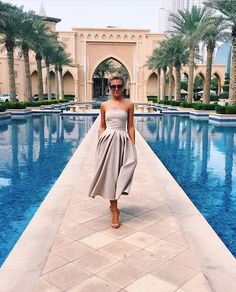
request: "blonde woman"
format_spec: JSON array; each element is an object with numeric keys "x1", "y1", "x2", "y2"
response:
[{"x1": 88, "y1": 73, "x2": 137, "y2": 228}]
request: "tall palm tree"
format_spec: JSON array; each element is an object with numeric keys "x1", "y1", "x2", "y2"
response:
[
  {"x1": 94, "y1": 60, "x2": 115, "y2": 96},
  {"x1": 0, "y1": 2, "x2": 23, "y2": 101},
  {"x1": 31, "y1": 17, "x2": 51, "y2": 100},
  {"x1": 170, "y1": 5, "x2": 211, "y2": 102},
  {"x1": 147, "y1": 46, "x2": 168, "y2": 100},
  {"x1": 17, "y1": 11, "x2": 40, "y2": 102},
  {"x1": 201, "y1": 16, "x2": 230, "y2": 103},
  {"x1": 204, "y1": 0, "x2": 236, "y2": 105},
  {"x1": 163, "y1": 36, "x2": 189, "y2": 101}
]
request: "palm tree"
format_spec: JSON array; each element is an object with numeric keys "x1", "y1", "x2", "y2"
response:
[
  {"x1": 163, "y1": 36, "x2": 189, "y2": 101},
  {"x1": 147, "y1": 46, "x2": 168, "y2": 100},
  {"x1": 201, "y1": 16, "x2": 230, "y2": 103},
  {"x1": 204, "y1": 0, "x2": 236, "y2": 105},
  {"x1": 94, "y1": 60, "x2": 115, "y2": 96},
  {"x1": 18, "y1": 11, "x2": 40, "y2": 102},
  {"x1": 0, "y1": 2, "x2": 23, "y2": 101},
  {"x1": 40, "y1": 32, "x2": 59, "y2": 100},
  {"x1": 31, "y1": 17, "x2": 51, "y2": 100},
  {"x1": 170, "y1": 5, "x2": 211, "y2": 103}
]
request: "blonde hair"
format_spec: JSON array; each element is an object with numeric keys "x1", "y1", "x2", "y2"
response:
[{"x1": 108, "y1": 72, "x2": 125, "y2": 86}]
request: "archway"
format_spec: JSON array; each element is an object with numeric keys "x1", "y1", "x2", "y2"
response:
[
  {"x1": 31, "y1": 71, "x2": 38, "y2": 96},
  {"x1": 92, "y1": 57, "x2": 130, "y2": 100},
  {"x1": 147, "y1": 72, "x2": 158, "y2": 98},
  {"x1": 212, "y1": 73, "x2": 221, "y2": 95},
  {"x1": 63, "y1": 71, "x2": 75, "y2": 97},
  {"x1": 49, "y1": 71, "x2": 56, "y2": 94},
  {"x1": 194, "y1": 73, "x2": 205, "y2": 100}
]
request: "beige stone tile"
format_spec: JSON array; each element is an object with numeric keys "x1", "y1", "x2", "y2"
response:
[
  {"x1": 59, "y1": 219, "x2": 77, "y2": 232},
  {"x1": 173, "y1": 248, "x2": 201, "y2": 271},
  {"x1": 64, "y1": 210, "x2": 98, "y2": 224},
  {"x1": 51, "y1": 233, "x2": 74, "y2": 250},
  {"x1": 60, "y1": 224, "x2": 95, "y2": 241},
  {"x1": 180, "y1": 273, "x2": 211, "y2": 292},
  {"x1": 141, "y1": 217, "x2": 179, "y2": 239},
  {"x1": 125, "y1": 274, "x2": 177, "y2": 292},
  {"x1": 86, "y1": 204, "x2": 111, "y2": 216},
  {"x1": 83, "y1": 214, "x2": 112, "y2": 231},
  {"x1": 150, "y1": 259, "x2": 199, "y2": 287},
  {"x1": 34, "y1": 278, "x2": 62, "y2": 292},
  {"x1": 99, "y1": 240, "x2": 140, "y2": 260},
  {"x1": 97, "y1": 261, "x2": 144, "y2": 288},
  {"x1": 123, "y1": 250, "x2": 166, "y2": 273},
  {"x1": 42, "y1": 263, "x2": 91, "y2": 291},
  {"x1": 79, "y1": 232, "x2": 116, "y2": 249},
  {"x1": 74, "y1": 250, "x2": 118, "y2": 273},
  {"x1": 163, "y1": 231, "x2": 189, "y2": 248},
  {"x1": 122, "y1": 216, "x2": 153, "y2": 230},
  {"x1": 67, "y1": 275, "x2": 120, "y2": 292},
  {"x1": 68, "y1": 199, "x2": 103, "y2": 211},
  {"x1": 138, "y1": 205, "x2": 171, "y2": 223},
  {"x1": 54, "y1": 241, "x2": 94, "y2": 261},
  {"x1": 42, "y1": 253, "x2": 68, "y2": 275},
  {"x1": 146, "y1": 240, "x2": 186, "y2": 261},
  {"x1": 122, "y1": 231, "x2": 157, "y2": 248},
  {"x1": 102, "y1": 225, "x2": 137, "y2": 239}
]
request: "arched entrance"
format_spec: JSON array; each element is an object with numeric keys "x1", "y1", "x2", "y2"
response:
[
  {"x1": 31, "y1": 71, "x2": 38, "y2": 96},
  {"x1": 49, "y1": 71, "x2": 56, "y2": 94},
  {"x1": 212, "y1": 72, "x2": 222, "y2": 94},
  {"x1": 147, "y1": 72, "x2": 158, "y2": 98},
  {"x1": 92, "y1": 58, "x2": 130, "y2": 100},
  {"x1": 63, "y1": 71, "x2": 75, "y2": 97}
]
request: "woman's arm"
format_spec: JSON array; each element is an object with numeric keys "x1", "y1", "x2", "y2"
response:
[
  {"x1": 98, "y1": 103, "x2": 106, "y2": 138},
  {"x1": 127, "y1": 102, "x2": 135, "y2": 144}
]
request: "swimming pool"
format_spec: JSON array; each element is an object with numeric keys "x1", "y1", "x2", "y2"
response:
[
  {"x1": 0, "y1": 114, "x2": 95, "y2": 266},
  {"x1": 135, "y1": 115, "x2": 236, "y2": 257}
]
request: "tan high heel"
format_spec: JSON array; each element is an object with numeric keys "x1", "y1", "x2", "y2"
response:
[{"x1": 110, "y1": 200, "x2": 120, "y2": 229}]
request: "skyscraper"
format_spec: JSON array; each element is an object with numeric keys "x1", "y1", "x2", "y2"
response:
[{"x1": 158, "y1": 0, "x2": 204, "y2": 33}]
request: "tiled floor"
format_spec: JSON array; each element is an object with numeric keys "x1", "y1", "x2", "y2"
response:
[{"x1": 34, "y1": 133, "x2": 212, "y2": 292}]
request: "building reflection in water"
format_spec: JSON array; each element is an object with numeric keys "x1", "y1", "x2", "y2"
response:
[
  {"x1": 0, "y1": 113, "x2": 96, "y2": 266},
  {"x1": 135, "y1": 115, "x2": 236, "y2": 256}
]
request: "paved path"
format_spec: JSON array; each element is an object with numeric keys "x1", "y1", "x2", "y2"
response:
[{"x1": 34, "y1": 123, "x2": 212, "y2": 292}]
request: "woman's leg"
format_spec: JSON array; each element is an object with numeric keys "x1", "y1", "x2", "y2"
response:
[{"x1": 110, "y1": 200, "x2": 120, "y2": 228}]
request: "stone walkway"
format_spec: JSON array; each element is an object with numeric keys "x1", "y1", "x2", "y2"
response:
[{"x1": 34, "y1": 127, "x2": 212, "y2": 292}]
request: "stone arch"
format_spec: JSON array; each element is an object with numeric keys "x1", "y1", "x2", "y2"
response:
[
  {"x1": 212, "y1": 72, "x2": 222, "y2": 94},
  {"x1": 62, "y1": 71, "x2": 75, "y2": 96},
  {"x1": 91, "y1": 55, "x2": 133, "y2": 82},
  {"x1": 194, "y1": 72, "x2": 205, "y2": 95},
  {"x1": 124, "y1": 35, "x2": 128, "y2": 40},
  {"x1": 91, "y1": 56, "x2": 132, "y2": 99},
  {"x1": 102, "y1": 34, "x2": 106, "y2": 40},
  {"x1": 109, "y1": 34, "x2": 114, "y2": 40},
  {"x1": 79, "y1": 34, "x2": 84, "y2": 40},
  {"x1": 117, "y1": 34, "x2": 121, "y2": 40},
  {"x1": 147, "y1": 72, "x2": 158, "y2": 97},
  {"x1": 87, "y1": 34, "x2": 92, "y2": 40},
  {"x1": 31, "y1": 71, "x2": 38, "y2": 96},
  {"x1": 138, "y1": 35, "x2": 143, "y2": 41},
  {"x1": 131, "y1": 35, "x2": 135, "y2": 40},
  {"x1": 49, "y1": 71, "x2": 56, "y2": 94},
  {"x1": 94, "y1": 34, "x2": 99, "y2": 40}
]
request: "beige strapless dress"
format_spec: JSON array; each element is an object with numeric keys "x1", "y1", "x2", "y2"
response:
[{"x1": 88, "y1": 109, "x2": 137, "y2": 200}]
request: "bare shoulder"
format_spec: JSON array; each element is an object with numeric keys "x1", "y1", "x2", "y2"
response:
[
  {"x1": 124, "y1": 100, "x2": 134, "y2": 111},
  {"x1": 100, "y1": 101, "x2": 109, "y2": 111}
]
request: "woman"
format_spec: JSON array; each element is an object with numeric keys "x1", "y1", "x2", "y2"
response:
[{"x1": 88, "y1": 73, "x2": 137, "y2": 228}]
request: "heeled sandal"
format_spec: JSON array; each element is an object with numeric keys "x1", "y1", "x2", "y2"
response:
[{"x1": 110, "y1": 204, "x2": 120, "y2": 229}]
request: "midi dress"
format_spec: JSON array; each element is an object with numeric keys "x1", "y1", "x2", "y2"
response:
[{"x1": 88, "y1": 109, "x2": 137, "y2": 200}]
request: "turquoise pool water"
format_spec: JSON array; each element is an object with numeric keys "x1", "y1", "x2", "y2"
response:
[
  {"x1": 0, "y1": 114, "x2": 95, "y2": 266},
  {"x1": 135, "y1": 115, "x2": 236, "y2": 257}
]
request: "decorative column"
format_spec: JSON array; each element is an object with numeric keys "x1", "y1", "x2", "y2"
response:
[{"x1": 74, "y1": 80, "x2": 79, "y2": 101}]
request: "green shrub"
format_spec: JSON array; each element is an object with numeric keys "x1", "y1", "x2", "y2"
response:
[
  {"x1": 193, "y1": 103, "x2": 217, "y2": 110},
  {"x1": 147, "y1": 96, "x2": 158, "y2": 103},
  {"x1": 210, "y1": 95, "x2": 220, "y2": 102},
  {"x1": 216, "y1": 105, "x2": 236, "y2": 114},
  {"x1": 170, "y1": 101, "x2": 181, "y2": 106},
  {"x1": 180, "y1": 102, "x2": 194, "y2": 108},
  {"x1": 0, "y1": 103, "x2": 8, "y2": 112}
]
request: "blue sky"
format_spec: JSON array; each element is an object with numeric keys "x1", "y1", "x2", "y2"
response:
[{"x1": 5, "y1": 0, "x2": 163, "y2": 32}]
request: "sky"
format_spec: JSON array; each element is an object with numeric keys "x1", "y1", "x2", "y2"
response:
[{"x1": 4, "y1": 0, "x2": 163, "y2": 32}]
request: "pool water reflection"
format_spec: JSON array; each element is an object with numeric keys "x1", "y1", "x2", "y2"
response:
[
  {"x1": 0, "y1": 114, "x2": 95, "y2": 266},
  {"x1": 135, "y1": 115, "x2": 236, "y2": 257}
]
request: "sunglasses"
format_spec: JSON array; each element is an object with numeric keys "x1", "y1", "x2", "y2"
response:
[{"x1": 110, "y1": 85, "x2": 123, "y2": 90}]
